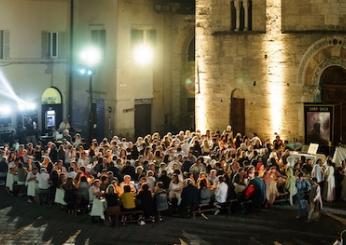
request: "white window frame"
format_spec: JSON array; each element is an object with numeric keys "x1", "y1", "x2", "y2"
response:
[{"x1": 49, "y1": 32, "x2": 59, "y2": 58}]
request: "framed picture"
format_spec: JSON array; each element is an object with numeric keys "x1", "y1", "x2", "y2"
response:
[{"x1": 304, "y1": 104, "x2": 333, "y2": 146}]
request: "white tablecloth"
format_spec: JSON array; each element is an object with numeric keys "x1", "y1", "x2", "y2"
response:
[
  {"x1": 27, "y1": 181, "x2": 38, "y2": 197},
  {"x1": 289, "y1": 152, "x2": 326, "y2": 165},
  {"x1": 6, "y1": 173, "x2": 18, "y2": 191},
  {"x1": 90, "y1": 198, "x2": 106, "y2": 220},
  {"x1": 54, "y1": 188, "x2": 67, "y2": 205}
]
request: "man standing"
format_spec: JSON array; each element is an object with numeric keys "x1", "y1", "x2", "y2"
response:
[
  {"x1": 308, "y1": 177, "x2": 322, "y2": 222},
  {"x1": 311, "y1": 159, "x2": 323, "y2": 186},
  {"x1": 37, "y1": 168, "x2": 50, "y2": 205},
  {"x1": 295, "y1": 172, "x2": 310, "y2": 219}
]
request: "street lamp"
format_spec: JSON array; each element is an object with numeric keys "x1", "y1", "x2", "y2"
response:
[
  {"x1": 133, "y1": 43, "x2": 154, "y2": 65},
  {"x1": 79, "y1": 46, "x2": 102, "y2": 142}
]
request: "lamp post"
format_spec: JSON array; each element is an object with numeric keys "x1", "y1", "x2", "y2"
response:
[{"x1": 79, "y1": 46, "x2": 101, "y2": 143}]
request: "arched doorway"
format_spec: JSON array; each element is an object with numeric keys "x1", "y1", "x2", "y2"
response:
[
  {"x1": 41, "y1": 87, "x2": 63, "y2": 132},
  {"x1": 320, "y1": 65, "x2": 346, "y2": 143},
  {"x1": 230, "y1": 89, "x2": 245, "y2": 136}
]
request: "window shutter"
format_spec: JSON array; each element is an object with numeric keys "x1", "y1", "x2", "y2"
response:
[
  {"x1": 131, "y1": 29, "x2": 144, "y2": 46},
  {"x1": 2, "y1": 30, "x2": 9, "y2": 59},
  {"x1": 147, "y1": 29, "x2": 156, "y2": 47},
  {"x1": 58, "y1": 31, "x2": 66, "y2": 59},
  {"x1": 41, "y1": 31, "x2": 49, "y2": 59}
]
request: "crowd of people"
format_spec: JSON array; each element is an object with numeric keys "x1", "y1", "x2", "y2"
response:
[{"x1": 0, "y1": 125, "x2": 345, "y2": 227}]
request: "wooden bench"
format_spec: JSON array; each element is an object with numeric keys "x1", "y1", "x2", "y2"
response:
[
  {"x1": 120, "y1": 210, "x2": 144, "y2": 225},
  {"x1": 274, "y1": 192, "x2": 290, "y2": 206},
  {"x1": 192, "y1": 199, "x2": 239, "y2": 219},
  {"x1": 192, "y1": 203, "x2": 217, "y2": 219},
  {"x1": 239, "y1": 200, "x2": 253, "y2": 214}
]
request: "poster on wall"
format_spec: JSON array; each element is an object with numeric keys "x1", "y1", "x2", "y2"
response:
[{"x1": 304, "y1": 104, "x2": 333, "y2": 146}]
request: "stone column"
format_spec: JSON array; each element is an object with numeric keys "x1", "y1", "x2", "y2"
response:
[
  {"x1": 243, "y1": 0, "x2": 249, "y2": 31},
  {"x1": 234, "y1": 0, "x2": 241, "y2": 31}
]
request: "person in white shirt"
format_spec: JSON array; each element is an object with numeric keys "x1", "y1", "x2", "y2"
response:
[
  {"x1": 26, "y1": 167, "x2": 39, "y2": 203},
  {"x1": 58, "y1": 119, "x2": 71, "y2": 133},
  {"x1": 214, "y1": 176, "x2": 228, "y2": 215},
  {"x1": 37, "y1": 168, "x2": 50, "y2": 204},
  {"x1": 215, "y1": 176, "x2": 228, "y2": 203},
  {"x1": 333, "y1": 229, "x2": 346, "y2": 245},
  {"x1": 311, "y1": 159, "x2": 323, "y2": 185}
]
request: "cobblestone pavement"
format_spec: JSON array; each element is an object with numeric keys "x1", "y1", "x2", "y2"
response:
[{"x1": 0, "y1": 189, "x2": 344, "y2": 245}]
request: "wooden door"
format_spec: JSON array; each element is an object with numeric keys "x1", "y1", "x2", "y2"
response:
[
  {"x1": 321, "y1": 66, "x2": 346, "y2": 144},
  {"x1": 135, "y1": 103, "x2": 151, "y2": 138},
  {"x1": 231, "y1": 98, "x2": 245, "y2": 136}
]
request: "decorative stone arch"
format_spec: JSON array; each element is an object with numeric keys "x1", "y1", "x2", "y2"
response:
[
  {"x1": 41, "y1": 86, "x2": 63, "y2": 131},
  {"x1": 230, "y1": 88, "x2": 245, "y2": 99},
  {"x1": 298, "y1": 36, "x2": 346, "y2": 101}
]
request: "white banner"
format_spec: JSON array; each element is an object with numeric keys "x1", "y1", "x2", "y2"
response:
[{"x1": 333, "y1": 147, "x2": 346, "y2": 167}]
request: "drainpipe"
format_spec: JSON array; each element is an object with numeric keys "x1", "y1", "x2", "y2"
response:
[{"x1": 68, "y1": 0, "x2": 74, "y2": 123}]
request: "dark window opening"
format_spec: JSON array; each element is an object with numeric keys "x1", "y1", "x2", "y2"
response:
[{"x1": 187, "y1": 37, "x2": 195, "y2": 62}]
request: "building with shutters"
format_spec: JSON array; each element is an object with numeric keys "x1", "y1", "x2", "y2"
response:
[
  {"x1": 0, "y1": 0, "x2": 195, "y2": 140},
  {"x1": 1, "y1": 0, "x2": 346, "y2": 146}
]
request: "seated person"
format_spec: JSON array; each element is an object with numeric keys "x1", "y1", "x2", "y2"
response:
[
  {"x1": 199, "y1": 179, "x2": 212, "y2": 205},
  {"x1": 120, "y1": 175, "x2": 136, "y2": 193},
  {"x1": 215, "y1": 176, "x2": 228, "y2": 204}
]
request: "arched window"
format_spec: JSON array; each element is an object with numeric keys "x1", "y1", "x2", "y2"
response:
[{"x1": 230, "y1": 0, "x2": 252, "y2": 31}]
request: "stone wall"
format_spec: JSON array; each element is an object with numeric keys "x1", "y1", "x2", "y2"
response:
[
  {"x1": 196, "y1": 0, "x2": 346, "y2": 141},
  {"x1": 282, "y1": 0, "x2": 346, "y2": 31}
]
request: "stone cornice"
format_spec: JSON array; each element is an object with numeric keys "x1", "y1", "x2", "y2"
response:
[{"x1": 212, "y1": 30, "x2": 266, "y2": 36}]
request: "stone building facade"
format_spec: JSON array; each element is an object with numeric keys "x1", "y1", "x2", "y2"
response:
[
  {"x1": 0, "y1": 0, "x2": 195, "y2": 139},
  {"x1": 196, "y1": 0, "x2": 346, "y2": 143}
]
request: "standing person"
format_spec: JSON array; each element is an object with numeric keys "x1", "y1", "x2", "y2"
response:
[
  {"x1": 308, "y1": 177, "x2": 322, "y2": 222},
  {"x1": 180, "y1": 179, "x2": 199, "y2": 215},
  {"x1": 285, "y1": 167, "x2": 297, "y2": 206},
  {"x1": 137, "y1": 183, "x2": 155, "y2": 224},
  {"x1": 264, "y1": 167, "x2": 279, "y2": 207},
  {"x1": 37, "y1": 168, "x2": 50, "y2": 205},
  {"x1": 324, "y1": 160, "x2": 335, "y2": 202},
  {"x1": 311, "y1": 159, "x2": 324, "y2": 186},
  {"x1": 340, "y1": 161, "x2": 346, "y2": 201},
  {"x1": 154, "y1": 182, "x2": 169, "y2": 221},
  {"x1": 62, "y1": 177, "x2": 77, "y2": 215},
  {"x1": 26, "y1": 167, "x2": 39, "y2": 203},
  {"x1": 58, "y1": 119, "x2": 71, "y2": 133},
  {"x1": 243, "y1": 166, "x2": 266, "y2": 208},
  {"x1": 295, "y1": 172, "x2": 310, "y2": 219},
  {"x1": 104, "y1": 185, "x2": 121, "y2": 227},
  {"x1": 25, "y1": 117, "x2": 37, "y2": 145},
  {"x1": 333, "y1": 230, "x2": 346, "y2": 245}
]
